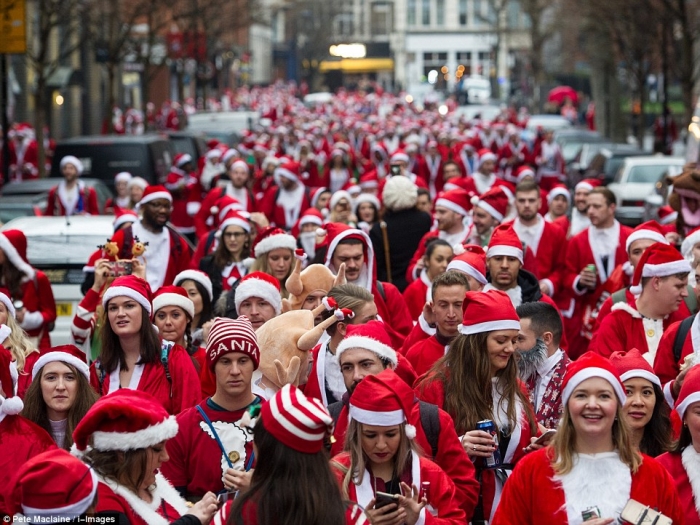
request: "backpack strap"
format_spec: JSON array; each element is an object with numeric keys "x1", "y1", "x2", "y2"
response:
[
  {"x1": 204, "y1": 230, "x2": 218, "y2": 255},
  {"x1": 375, "y1": 280, "x2": 386, "y2": 301},
  {"x1": 611, "y1": 288, "x2": 627, "y2": 304},
  {"x1": 674, "y1": 316, "x2": 694, "y2": 364},
  {"x1": 418, "y1": 400, "x2": 440, "y2": 460}
]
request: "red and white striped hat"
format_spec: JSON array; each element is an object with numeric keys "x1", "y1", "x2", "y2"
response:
[
  {"x1": 205, "y1": 316, "x2": 260, "y2": 371},
  {"x1": 628, "y1": 242, "x2": 690, "y2": 295},
  {"x1": 72, "y1": 389, "x2": 178, "y2": 452},
  {"x1": 139, "y1": 185, "x2": 172, "y2": 205},
  {"x1": 435, "y1": 188, "x2": 473, "y2": 217},
  {"x1": 152, "y1": 285, "x2": 195, "y2": 319},
  {"x1": 174, "y1": 270, "x2": 214, "y2": 302},
  {"x1": 260, "y1": 384, "x2": 333, "y2": 453},
  {"x1": 562, "y1": 352, "x2": 626, "y2": 406},
  {"x1": 486, "y1": 224, "x2": 524, "y2": 264},
  {"x1": 459, "y1": 290, "x2": 520, "y2": 335},
  {"x1": 609, "y1": 348, "x2": 661, "y2": 388},
  {"x1": 32, "y1": 345, "x2": 89, "y2": 382},
  {"x1": 101, "y1": 275, "x2": 153, "y2": 315}
]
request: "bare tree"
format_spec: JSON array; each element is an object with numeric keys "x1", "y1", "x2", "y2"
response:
[{"x1": 518, "y1": 0, "x2": 557, "y2": 110}]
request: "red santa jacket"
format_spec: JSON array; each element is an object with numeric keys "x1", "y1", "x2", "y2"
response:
[
  {"x1": 653, "y1": 316, "x2": 696, "y2": 385},
  {"x1": 406, "y1": 229, "x2": 470, "y2": 285},
  {"x1": 405, "y1": 335, "x2": 447, "y2": 378},
  {"x1": 419, "y1": 154, "x2": 446, "y2": 197},
  {"x1": 403, "y1": 270, "x2": 431, "y2": 320},
  {"x1": 17, "y1": 351, "x2": 40, "y2": 399},
  {"x1": 213, "y1": 498, "x2": 368, "y2": 525},
  {"x1": 18, "y1": 270, "x2": 57, "y2": 350},
  {"x1": 194, "y1": 185, "x2": 256, "y2": 239},
  {"x1": 259, "y1": 184, "x2": 311, "y2": 231},
  {"x1": 492, "y1": 448, "x2": 684, "y2": 525},
  {"x1": 331, "y1": 452, "x2": 467, "y2": 524},
  {"x1": 165, "y1": 169, "x2": 201, "y2": 234},
  {"x1": 89, "y1": 344, "x2": 201, "y2": 415},
  {"x1": 657, "y1": 449, "x2": 700, "y2": 525},
  {"x1": 45, "y1": 183, "x2": 100, "y2": 216}
]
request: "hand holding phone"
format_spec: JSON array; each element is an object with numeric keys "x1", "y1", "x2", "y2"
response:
[
  {"x1": 374, "y1": 491, "x2": 399, "y2": 509},
  {"x1": 534, "y1": 429, "x2": 556, "y2": 446}
]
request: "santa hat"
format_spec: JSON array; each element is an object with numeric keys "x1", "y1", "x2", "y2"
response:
[
  {"x1": 219, "y1": 210, "x2": 251, "y2": 233},
  {"x1": 9, "y1": 449, "x2": 98, "y2": 521},
  {"x1": 206, "y1": 148, "x2": 223, "y2": 160},
  {"x1": 101, "y1": 275, "x2": 153, "y2": 315},
  {"x1": 127, "y1": 176, "x2": 149, "y2": 190},
  {"x1": 435, "y1": 188, "x2": 473, "y2": 217},
  {"x1": 448, "y1": 245, "x2": 487, "y2": 285},
  {"x1": 390, "y1": 150, "x2": 409, "y2": 164},
  {"x1": 330, "y1": 148, "x2": 346, "y2": 159},
  {"x1": 59, "y1": 155, "x2": 83, "y2": 176},
  {"x1": 478, "y1": 148, "x2": 497, "y2": 164},
  {"x1": 222, "y1": 149, "x2": 239, "y2": 165},
  {"x1": 139, "y1": 185, "x2": 172, "y2": 205},
  {"x1": 212, "y1": 195, "x2": 242, "y2": 223},
  {"x1": 310, "y1": 187, "x2": 330, "y2": 209},
  {"x1": 353, "y1": 193, "x2": 381, "y2": 215},
  {"x1": 0, "y1": 346, "x2": 22, "y2": 415},
  {"x1": 383, "y1": 176, "x2": 417, "y2": 212},
  {"x1": 547, "y1": 184, "x2": 571, "y2": 205},
  {"x1": 515, "y1": 165, "x2": 536, "y2": 182},
  {"x1": 72, "y1": 390, "x2": 178, "y2": 452},
  {"x1": 152, "y1": 285, "x2": 195, "y2": 319},
  {"x1": 658, "y1": 205, "x2": 678, "y2": 225},
  {"x1": 371, "y1": 143, "x2": 388, "y2": 160},
  {"x1": 234, "y1": 271, "x2": 282, "y2": 315},
  {"x1": 274, "y1": 161, "x2": 302, "y2": 185},
  {"x1": 472, "y1": 186, "x2": 509, "y2": 222},
  {"x1": 261, "y1": 384, "x2": 334, "y2": 453},
  {"x1": 562, "y1": 352, "x2": 627, "y2": 407},
  {"x1": 318, "y1": 223, "x2": 373, "y2": 278},
  {"x1": 343, "y1": 180, "x2": 361, "y2": 197},
  {"x1": 330, "y1": 190, "x2": 353, "y2": 210},
  {"x1": 0, "y1": 229, "x2": 34, "y2": 279},
  {"x1": 0, "y1": 287, "x2": 16, "y2": 319},
  {"x1": 174, "y1": 270, "x2": 214, "y2": 302},
  {"x1": 230, "y1": 159, "x2": 250, "y2": 173},
  {"x1": 359, "y1": 172, "x2": 379, "y2": 190},
  {"x1": 114, "y1": 171, "x2": 132, "y2": 183},
  {"x1": 173, "y1": 153, "x2": 193, "y2": 168},
  {"x1": 251, "y1": 226, "x2": 296, "y2": 258},
  {"x1": 675, "y1": 365, "x2": 700, "y2": 420},
  {"x1": 32, "y1": 345, "x2": 89, "y2": 382},
  {"x1": 625, "y1": 220, "x2": 668, "y2": 253},
  {"x1": 575, "y1": 178, "x2": 601, "y2": 192},
  {"x1": 609, "y1": 348, "x2": 661, "y2": 388},
  {"x1": 486, "y1": 224, "x2": 524, "y2": 264},
  {"x1": 292, "y1": 208, "x2": 324, "y2": 238},
  {"x1": 206, "y1": 316, "x2": 260, "y2": 371},
  {"x1": 681, "y1": 225, "x2": 700, "y2": 259},
  {"x1": 628, "y1": 242, "x2": 691, "y2": 295},
  {"x1": 348, "y1": 369, "x2": 416, "y2": 439},
  {"x1": 113, "y1": 208, "x2": 138, "y2": 230},
  {"x1": 336, "y1": 320, "x2": 397, "y2": 366},
  {"x1": 262, "y1": 156, "x2": 281, "y2": 171},
  {"x1": 459, "y1": 290, "x2": 520, "y2": 335}
]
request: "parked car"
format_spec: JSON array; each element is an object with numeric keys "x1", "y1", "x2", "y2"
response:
[
  {"x1": 457, "y1": 75, "x2": 492, "y2": 104},
  {"x1": 554, "y1": 129, "x2": 604, "y2": 165},
  {"x1": 0, "y1": 178, "x2": 113, "y2": 214},
  {"x1": 567, "y1": 142, "x2": 617, "y2": 186},
  {"x1": 584, "y1": 145, "x2": 647, "y2": 186},
  {"x1": 186, "y1": 111, "x2": 260, "y2": 147},
  {"x1": 523, "y1": 115, "x2": 572, "y2": 145},
  {"x1": 165, "y1": 131, "x2": 208, "y2": 164},
  {"x1": 643, "y1": 164, "x2": 686, "y2": 222},
  {"x1": 0, "y1": 215, "x2": 115, "y2": 348},
  {"x1": 608, "y1": 156, "x2": 684, "y2": 225},
  {"x1": 50, "y1": 135, "x2": 174, "y2": 190},
  {"x1": 0, "y1": 195, "x2": 45, "y2": 225}
]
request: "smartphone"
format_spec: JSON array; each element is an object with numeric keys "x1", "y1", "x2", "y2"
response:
[
  {"x1": 217, "y1": 491, "x2": 235, "y2": 508},
  {"x1": 108, "y1": 260, "x2": 133, "y2": 277},
  {"x1": 390, "y1": 164, "x2": 401, "y2": 176},
  {"x1": 374, "y1": 491, "x2": 399, "y2": 509},
  {"x1": 534, "y1": 429, "x2": 556, "y2": 446}
]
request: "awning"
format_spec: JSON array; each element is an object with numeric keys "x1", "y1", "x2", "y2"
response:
[
  {"x1": 46, "y1": 67, "x2": 82, "y2": 89},
  {"x1": 319, "y1": 58, "x2": 394, "y2": 73}
]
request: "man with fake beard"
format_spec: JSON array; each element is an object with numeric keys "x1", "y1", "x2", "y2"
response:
[{"x1": 515, "y1": 301, "x2": 569, "y2": 429}]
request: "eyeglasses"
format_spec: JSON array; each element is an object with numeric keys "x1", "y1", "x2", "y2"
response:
[{"x1": 223, "y1": 231, "x2": 247, "y2": 239}]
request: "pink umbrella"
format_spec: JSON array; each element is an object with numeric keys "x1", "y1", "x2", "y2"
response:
[{"x1": 548, "y1": 86, "x2": 578, "y2": 105}]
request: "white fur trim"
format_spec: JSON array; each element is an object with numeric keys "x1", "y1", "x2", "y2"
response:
[
  {"x1": 186, "y1": 201, "x2": 201, "y2": 216},
  {"x1": 620, "y1": 369, "x2": 661, "y2": 388},
  {"x1": 476, "y1": 200, "x2": 504, "y2": 222},
  {"x1": 234, "y1": 278, "x2": 282, "y2": 315},
  {"x1": 575, "y1": 181, "x2": 594, "y2": 191},
  {"x1": 625, "y1": 230, "x2": 668, "y2": 252},
  {"x1": 0, "y1": 395, "x2": 23, "y2": 415},
  {"x1": 140, "y1": 191, "x2": 172, "y2": 205},
  {"x1": 682, "y1": 445, "x2": 700, "y2": 518},
  {"x1": 390, "y1": 152, "x2": 409, "y2": 163},
  {"x1": 640, "y1": 259, "x2": 691, "y2": 279},
  {"x1": 435, "y1": 197, "x2": 469, "y2": 217},
  {"x1": 275, "y1": 166, "x2": 299, "y2": 183},
  {"x1": 21, "y1": 469, "x2": 97, "y2": 518},
  {"x1": 175, "y1": 153, "x2": 193, "y2": 167},
  {"x1": 254, "y1": 233, "x2": 296, "y2": 256},
  {"x1": 324, "y1": 228, "x2": 374, "y2": 291},
  {"x1": 610, "y1": 302, "x2": 642, "y2": 318},
  {"x1": 459, "y1": 319, "x2": 520, "y2": 335},
  {"x1": 660, "y1": 211, "x2": 678, "y2": 225},
  {"x1": 322, "y1": 297, "x2": 336, "y2": 311},
  {"x1": 684, "y1": 230, "x2": 700, "y2": 258},
  {"x1": 447, "y1": 260, "x2": 487, "y2": 284},
  {"x1": 102, "y1": 286, "x2": 152, "y2": 315},
  {"x1": 0, "y1": 324, "x2": 11, "y2": 343},
  {"x1": 220, "y1": 216, "x2": 251, "y2": 233},
  {"x1": 33, "y1": 352, "x2": 90, "y2": 381},
  {"x1": 486, "y1": 245, "x2": 523, "y2": 263},
  {"x1": 299, "y1": 215, "x2": 323, "y2": 227},
  {"x1": 0, "y1": 233, "x2": 35, "y2": 280},
  {"x1": 677, "y1": 392, "x2": 700, "y2": 420},
  {"x1": 405, "y1": 424, "x2": 417, "y2": 439},
  {"x1": 480, "y1": 152, "x2": 497, "y2": 163},
  {"x1": 153, "y1": 293, "x2": 195, "y2": 319},
  {"x1": 174, "y1": 270, "x2": 214, "y2": 301},
  {"x1": 91, "y1": 416, "x2": 178, "y2": 451},
  {"x1": 562, "y1": 368, "x2": 626, "y2": 406},
  {"x1": 59, "y1": 155, "x2": 83, "y2": 175},
  {"x1": 547, "y1": 187, "x2": 571, "y2": 204},
  {"x1": 0, "y1": 294, "x2": 15, "y2": 319},
  {"x1": 349, "y1": 405, "x2": 405, "y2": 426},
  {"x1": 336, "y1": 335, "x2": 397, "y2": 366}
]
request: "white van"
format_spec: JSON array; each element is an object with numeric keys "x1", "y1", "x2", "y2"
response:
[{"x1": 460, "y1": 75, "x2": 492, "y2": 104}]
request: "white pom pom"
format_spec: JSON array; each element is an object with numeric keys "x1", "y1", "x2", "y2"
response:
[
  {"x1": 211, "y1": 206, "x2": 219, "y2": 215},
  {"x1": 334, "y1": 310, "x2": 345, "y2": 320},
  {"x1": 242, "y1": 257, "x2": 256, "y2": 269},
  {"x1": 1, "y1": 396, "x2": 23, "y2": 415},
  {"x1": 0, "y1": 324, "x2": 11, "y2": 344},
  {"x1": 470, "y1": 195, "x2": 480, "y2": 206},
  {"x1": 405, "y1": 424, "x2": 417, "y2": 440},
  {"x1": 316, "y1": 228, "x2": 327, "y2": 237},
  {"x1": 452, "y1": 243, "x2": 465, "y2": 256}
]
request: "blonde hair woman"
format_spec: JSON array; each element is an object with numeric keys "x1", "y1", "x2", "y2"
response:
[
  {"x1": 249, "y1": 226, "x2": 296, "y2": 298},
  {"x1": 492, "y1": 353, "x2": 683, "y2": 525},
  {"x1": 0, "y1": 287, "x2": 38, "y2": 398}
]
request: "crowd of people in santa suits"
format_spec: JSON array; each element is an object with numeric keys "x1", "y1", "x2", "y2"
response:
[{"x1": 4, "y1": 87, "x2": 700, "y2": 524}]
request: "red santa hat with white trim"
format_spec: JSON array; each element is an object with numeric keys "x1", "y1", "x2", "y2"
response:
[
  {"x1": 152, "y1": 285, "x2": 195, "y2": 319},
  {"x1": 390, "y1": 149, "x2": 410, "y2": 164},
  {"x1": 448, "y1": 244, "x2": 488, "y2": 285},
  {"x1": 234, "y1": 271, "x2": 282, "y2": 315},
  {"x1": 219, "y1": 210, "x2": 251, "y2": 233},
  {"x1": 0, "y1": 287, "x2": 16, "y2": 319},
  {"x1": 0, "y1": 346, "x2": 22, "y2": 415},
  {"x1": 32, "y1": 345, "x2": 89, "y2": 382},
  {"x1": 625, "y1": 220, "x2": 668, "y2": 253},
  {"x1": 139, "y1": 185, "x2": 172, "y2": 205},
  {"x1": 292, "y1": 208, "x2": 324, "y2": 238},
  {"x1": 609, "y1": 348, "x2": 661, "y2": 388},
  {"x1": 675, "y1": 365, "x2": 700, "y2": 420},
  {"x1": 0, "y1": 229, "x2": 34, "y2": 280},
  {"x1": 317, "y1": 223, "x2": 374, "y2": 278},
  {"x1": 359, "y1": 171, "x2": 379, "y2": 191},
  {"x1": 486, "y1": 224, "x2": 524, "y2": 264},
  {"x1": 114, "y1": 171, "x2": 132, "y2": 183},
  {"x1": 251, "y1": 226, "x2": 297, "y2": 258},
  {"x1": 9, "y1": 449, "x2": 98, "y2": 521},
  {"x1": 459, "y1": 290, "x2": 520, "y2": 335},
  {"x1": 261, "y1": 383, "x2": 334, "y2": 453},
  {"x1": 101, "y1": 275, "x2": 153, "y2": 316},
  {"x1": 173, "y1": 153, "x2": 193, "y2": 169},
  {"x1": 658, "y1": 205, "x2": 678, "y2": 225},
  {"x1": 336, "y1": 320, "x2": 397, "y2": 367},
  {"x1": 113, "y1": 208, "x2": 138, "y2": 231},
  {"x1": 348, "y1": 368, "x2": 416, "y2": 439},
  {"x1": 435, "y1": 188, "x2": 473, "y2": 217},
  {"x1": 574, "y1": 178, "x2": 602, "y2": 193},
  {"x1": 477, "y1": 148, "x2": 497, "y2": 164},
  {"x1": 628, "y1": 241, "x2": 691, "y2": 295},
  {"x1": 515, "y1": 165, "x2": 536, "y2": 182},
  {"x1": 72, "y1": 389, "x2": 178, "y2": 453},
  {"x1": 547, "y1": 184, "x2": 571, "y2": 205},
  {"x1": 274, "y1": 160, "x2": 302, "y2": 186},
  {"x1": 681, "y1": 225, "x2": 700, "y2": 259},
  {"x1": 471, "y1": 186, "x2": 509, "y2": 222},
  {"x1": 310, "y1": 187, "x2": 330, "y2": 210},
  {"x1": 561, "y1": 352, "x2": 627, "y2": 407},
  {"x1": 174, "y1": 269, "x2": 214, "y2": 302}
]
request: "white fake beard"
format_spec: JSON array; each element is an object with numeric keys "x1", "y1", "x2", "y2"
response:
[
  {"x1": 516, "y1": 338, "x2": 548, "y2": 382},
  {"x1": 299, "y1": 231, "x2": 316, "y2": 259}
]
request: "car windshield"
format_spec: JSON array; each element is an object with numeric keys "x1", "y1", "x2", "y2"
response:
[
  {"x1": 170, "y1": 136, "x2": 197, "y2": 158},
  {"x1": 26, "y1": 234, "x2": 106, "y2": 266},
  {"x1": 628, "y1": 164, "x2": 680, "y2": 184},
  {"x1": 562, "y1": 142, "x2": 583, "y2": 162}
]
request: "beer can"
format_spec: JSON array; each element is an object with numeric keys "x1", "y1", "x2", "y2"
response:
[
  {"x1": 420, "y1": 482, "x2": 430, "y2": 501},
  {"x1": 585, "y1": 264, "x2": 596, "y2": 274},
  {"x1": 476, "y1": 419, "x2": 501, "y2": 467}
]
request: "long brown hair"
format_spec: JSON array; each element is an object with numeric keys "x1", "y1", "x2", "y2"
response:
[
  {"x1": 1, "y1": 262, "x2": 24, "y2": 298},
  {"x1": 418, "y1": 331, "x2": 535, "y2": 436},
  {"x1": 99, "y1": 304, "x2": 161, "y2": 374},
  {"x1": 21, "y1": 362, "x2": 99, "y2": 450},
  {"x1": 214, "y1": 226, "x2": 250, "y2": 269},
  {"x1": 84, "y1": 447, "x2": 150, "y2": 493}
]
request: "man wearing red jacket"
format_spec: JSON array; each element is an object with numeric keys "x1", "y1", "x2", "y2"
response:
[
  {"x1": 330, "y1": 327, "x2": 479, "y2": 519},
  {"x1": 45, "y1": 156, "x2": 99, "y2": 216},
  {"x1": 259, "y1": 160, "x2": 310, "y2": 231}
]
